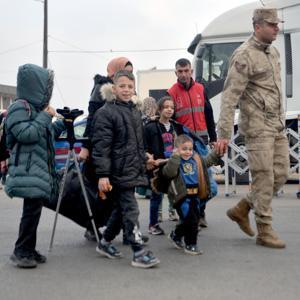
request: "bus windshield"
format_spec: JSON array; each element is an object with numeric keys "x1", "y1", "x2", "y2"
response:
[{"x1": 194, "y1": 42, "x2": 241, "y2": 84}]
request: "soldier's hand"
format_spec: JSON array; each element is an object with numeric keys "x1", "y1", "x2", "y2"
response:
[{"x1": 213, "y1": 139, "x2": 229, "y2": 156}]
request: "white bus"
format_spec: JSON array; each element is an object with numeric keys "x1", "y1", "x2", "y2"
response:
[{"x1": 188, "y1": 0, "x2": 300, "y2": 121}]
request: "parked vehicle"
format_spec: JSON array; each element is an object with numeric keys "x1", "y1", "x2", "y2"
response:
[{"x1": 55, "y1": 117, "x2": 87, "y2": 170}]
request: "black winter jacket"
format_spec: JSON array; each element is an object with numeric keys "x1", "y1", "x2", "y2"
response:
[
  {"x1": 144, "y1": 119, "x2": 185, "y2": 159},
  {"x1": 91, "y1": 97, "x2": 148, "y2": 189},
  {"x1": 82, "y1": 74, "x2": 113, "y2": 149}
]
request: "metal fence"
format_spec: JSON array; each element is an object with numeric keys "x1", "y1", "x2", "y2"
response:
[{"x1": 212, "y1": 116, "x2": 300, "y2": 198}]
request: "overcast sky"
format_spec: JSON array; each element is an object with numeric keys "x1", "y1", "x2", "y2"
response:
[{"x1": 0, "y1": 0, "x2": 255, "y2": 111}]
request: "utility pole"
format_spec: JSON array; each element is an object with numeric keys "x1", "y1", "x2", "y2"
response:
[{"x1": 43, "y1": 0, "x2": 48, "y2": 68}]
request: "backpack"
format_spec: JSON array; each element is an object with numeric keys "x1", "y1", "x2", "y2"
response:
[{"x1": 151, "y1": 162, "x2": 170, "y2": 194}]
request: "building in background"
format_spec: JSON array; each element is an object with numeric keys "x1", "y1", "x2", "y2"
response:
[
  {"x1": 137, "y1": 68, "x2": 176, "y2": 101},
  {"x1": 0, "y1": 84, "x2": 16, "y2": 111}
]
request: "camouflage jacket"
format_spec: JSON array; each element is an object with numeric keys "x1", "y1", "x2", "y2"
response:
[{"x1": 217, "y1": 35, "x2": 285, "y2": 139}]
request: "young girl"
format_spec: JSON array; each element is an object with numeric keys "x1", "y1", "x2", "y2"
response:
[{"x1": 144, "y1": 96, "x2": 184, "y2": 235}]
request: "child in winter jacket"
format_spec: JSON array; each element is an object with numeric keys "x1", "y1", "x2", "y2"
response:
[
  {"x1": 144, "y1": 96, "x2": 185, "y2": 235},
  {"x1": 92, "y1": 70, "x2": 160, "y2": 268},
  {"x1": 162, "y1": 134, "x2": 219, "y2": 255},
  {"x1": 5, "y1": 64, "x2": 65, "y2": 268}
]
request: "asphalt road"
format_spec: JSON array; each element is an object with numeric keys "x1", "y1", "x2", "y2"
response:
[{"x1": 0, "y1": 184, "x2": 300, "y2": 300}]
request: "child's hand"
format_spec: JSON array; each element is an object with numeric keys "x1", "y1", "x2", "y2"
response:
[
  {"x1": 98, "y1": 177, "x2": 112, "y2": 192},
  {"x1": 78, "y1": 147, "x2": 89, "y2": 161},
  {"x1": 153, "y1": 158, "x2": 168, "y2": 166},
  {"x1": 44, "y1": 105, "x2": 56, "y2": 117},
  {"x1": 146, "y1": 153, "x2": 155, "y2": 170},
  {"x1": 172, "y1": 148, "x2": 180, "y2": 156}
]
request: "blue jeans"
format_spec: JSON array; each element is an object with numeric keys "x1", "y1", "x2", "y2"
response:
[{"x1": 149, "y1": 192, "x2": 163, "y2": 226}]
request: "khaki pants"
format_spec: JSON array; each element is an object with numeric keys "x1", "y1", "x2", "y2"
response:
[{"x1": 245, "y1": 132, "x2": 289, "y2": 224}]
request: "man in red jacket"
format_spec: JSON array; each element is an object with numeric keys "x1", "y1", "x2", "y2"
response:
[{"x1": 168, "y1": 58, "x2": 217, "y2": 228}]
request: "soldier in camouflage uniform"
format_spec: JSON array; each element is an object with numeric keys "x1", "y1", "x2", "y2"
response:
[{"x1": 216, "y1": 8, "x2": 289, "y2": 248}]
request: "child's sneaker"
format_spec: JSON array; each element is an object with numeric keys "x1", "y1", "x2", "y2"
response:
[
  {"x1": 168, "y1": 210, "x2": 179, "y2": 221},
  {"x1": 10, "y1": 253, "x2": 37, "y2": 268},
  {"x1": 131, "y1": 250, "x2": 160, "y2": 268},
  {"x1": 148, "y1": 224, "x2": 165, "y2": 235},
  {"x1": 32, "y1": 250, "x2": 47, "y2": 264},
  {"x1": 96, "y1": 242, "x2": 122, "y2": 259},
  {"x1": 184, "y1": 245, "x2": 203, "y2": 255},
  {"x1": 168, "y1": 231, "x2": 184, "y2": 249}
]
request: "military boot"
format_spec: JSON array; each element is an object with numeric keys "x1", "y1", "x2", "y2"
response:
[
  {"x1": 256, "y1": 223, "x2": 286, "y2": 249},
  {"x1": 226, "y1": 198, "x2": 255, "y2": 237}
]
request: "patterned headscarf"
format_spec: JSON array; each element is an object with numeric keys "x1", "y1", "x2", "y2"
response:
[{"x1": 141, "y1": 97, "x2": 158, "y2": 118}]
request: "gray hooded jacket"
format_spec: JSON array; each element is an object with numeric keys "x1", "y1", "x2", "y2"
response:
[{"x1": 5, "y1": 64, "x2": 65, "y2": 200}]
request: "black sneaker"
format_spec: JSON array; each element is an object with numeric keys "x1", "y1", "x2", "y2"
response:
[
  {"x1": 148, "y1": 224, "x2": 165, "y2": 235},
  {"x1": 33, "y1": 250, "x2": 47, "y2": 264},
  {"x1": 131, "y1": 250, "x2": 160, "y2": 268},
  {"x1": 96, "y1": 242, "x2": 122, "y2": 259},
  {"x1": 168, "y1": 231, "x2": 184, "y2": 250},
  {"x1": 184, "y1": 245, "x2": 203, "y2": 255},
  {"x1": 10, "y1": 253, "x2": 37, "y2": 268}
]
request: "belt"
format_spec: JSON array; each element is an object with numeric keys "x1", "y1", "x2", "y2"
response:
[{"x1": 186, "y1": 187, "x2": 198, "y2": 195}]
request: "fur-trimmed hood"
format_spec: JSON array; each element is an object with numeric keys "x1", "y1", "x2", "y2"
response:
[{"x1": 100, "y1": 83, "x2": 142, "y2": 109}]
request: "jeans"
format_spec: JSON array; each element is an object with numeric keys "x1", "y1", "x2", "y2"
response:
[
  {"x1": 175, "y1": 197, "x2": 200, "y2": 245},
  {"x1": 149, "y1": 191, "x2": 163, "y2": 226}
]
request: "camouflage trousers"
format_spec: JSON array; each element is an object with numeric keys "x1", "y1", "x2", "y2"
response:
[{"x1": 245, "y1": 132, "x2": 289, "y2": 224}]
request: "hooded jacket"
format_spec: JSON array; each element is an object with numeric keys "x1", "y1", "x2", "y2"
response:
[
  {"x1": 90, "y1": 84, "x2": 148, "y2": 189},
  {"x1": 5, "y1": 64, "x2": 65, "y2": 200}
]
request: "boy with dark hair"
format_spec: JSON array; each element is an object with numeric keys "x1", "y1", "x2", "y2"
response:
[
  {"x1": 162, "y1": 134, "x2": 219, "y2": 255},
  {"x1": 91, "y1": 70, "x2": 160, "y2": 268}
]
